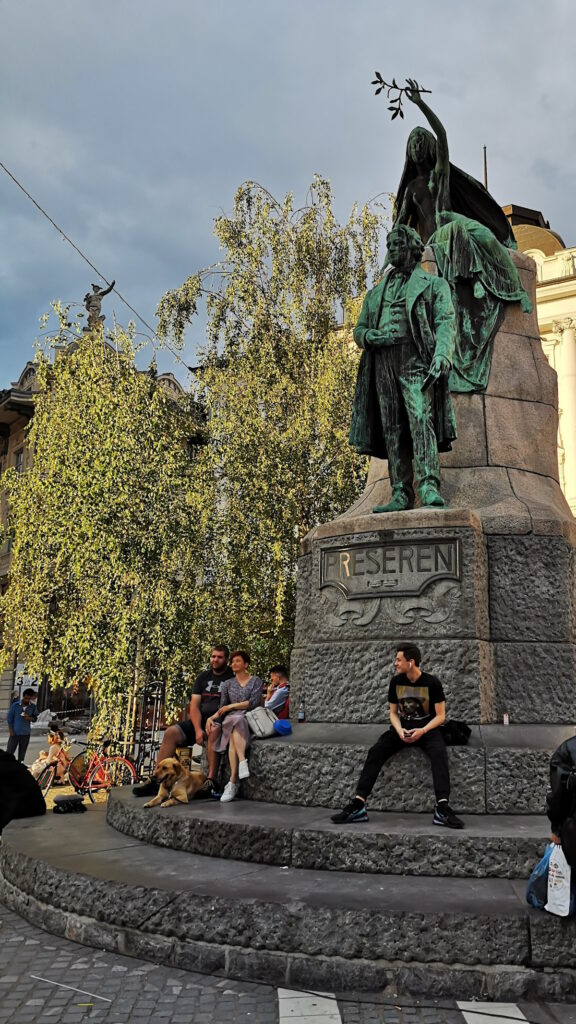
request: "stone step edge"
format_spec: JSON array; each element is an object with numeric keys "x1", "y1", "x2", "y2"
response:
[
  {"x1": 2, "y1": 821, "x2": 530, "y2": 915},
  {"x1": 262, "y1": 724, "x2": 575, "y2": 748},
  {"x1": 108, "y1": 792, "x2": 549, "y2": 879},
  {"x1": 112, "y1": 790, "x2": 548, "y2": 836},
  {"x1": 1, "y1": 872, "x2": 574, "y2": 1002}
]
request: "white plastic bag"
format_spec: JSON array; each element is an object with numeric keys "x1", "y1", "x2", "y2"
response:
[{"x1": 545, "y1": 844, "x2": 572, "y2": 916}]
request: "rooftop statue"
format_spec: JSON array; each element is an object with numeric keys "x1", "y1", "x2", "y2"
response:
[{"x1": 83, "y1": 280, "x2": 115, "y2": 331}]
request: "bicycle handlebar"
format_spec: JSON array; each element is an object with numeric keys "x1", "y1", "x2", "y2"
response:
[{"x1": 69, "y1": 738, "x2": 114, "y2": 753}]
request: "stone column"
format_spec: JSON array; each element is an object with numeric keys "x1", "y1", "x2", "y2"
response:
[{"x1": 553, "y1": 317, "x2": 576, "y2": 514}]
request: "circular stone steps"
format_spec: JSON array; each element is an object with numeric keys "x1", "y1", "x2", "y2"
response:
[
  {"x1": 242, "y1": 724, "x2": 575, "y2": 815},
  {"x1": 2, "y1": 804, "x2": 576, "y2": 1000},
  {"x1": 107, "y1": 789, "x2": 550, "y2": 879}
]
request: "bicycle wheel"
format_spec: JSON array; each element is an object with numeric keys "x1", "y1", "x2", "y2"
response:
[
  {"x1": 68, "y1": 751, "x2": 91, "y2": 793},
  {"x1": 36, "y1": 765, "x2": 56, "y2": 797},
  {"x1": 86, "y1": 756, "x2": 137, "y2": 804}
]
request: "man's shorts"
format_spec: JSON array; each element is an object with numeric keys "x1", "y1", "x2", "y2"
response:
[{"x1": 176, "y1": 718, "x2": 212, "y2": 745}]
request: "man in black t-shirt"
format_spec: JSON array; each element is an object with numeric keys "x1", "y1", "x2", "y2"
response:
[
  {"x1": 133, "y1": 645, "x2": 233, "y2": 798},
  {"x1": 331, "y1": 643, "x2": 464, "y2": 828}
]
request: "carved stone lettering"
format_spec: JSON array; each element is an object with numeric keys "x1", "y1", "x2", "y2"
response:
[{"x1": 320, "y1": 538, "x2": 461, "y2": 599}]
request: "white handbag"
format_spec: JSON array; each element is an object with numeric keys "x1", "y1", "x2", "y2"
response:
[{"x1": 245, "y1": 706, "x2": 277, "y2": 738}]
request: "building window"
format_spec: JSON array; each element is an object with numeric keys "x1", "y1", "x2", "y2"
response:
[{"x1": 14, "y1": 449, "x2": 24, "y2": 474}]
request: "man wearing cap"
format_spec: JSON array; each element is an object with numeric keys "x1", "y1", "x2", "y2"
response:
[{"x1": 349, "y1": 224, "x2": 457, "y2": 512}]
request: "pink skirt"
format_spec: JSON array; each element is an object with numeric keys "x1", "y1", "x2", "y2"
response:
[{"x1": 212, "y1": 711, "x2": 252, "y2": 753}]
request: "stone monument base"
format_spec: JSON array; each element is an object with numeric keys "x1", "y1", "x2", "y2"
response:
[
  {"x1": 291, "y1": 252, "x2": 576, "y2": 738},
  {"x1": 3, "y1": 794, "x2": 576, "y2": 1001}
]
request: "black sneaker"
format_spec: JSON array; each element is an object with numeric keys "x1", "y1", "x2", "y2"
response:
[
  {"x1": 331, "y1": 800, "x2": 368, "y2": 824},
  {"x1": 195, "y1": 779, "x2": 221, "y2": 800},
  {"x1": 133, "y1": 778, "x2": 159, "y2": 798},
  {"x1": 433, "y1": 802, "x2": 464, "y2": 829}
]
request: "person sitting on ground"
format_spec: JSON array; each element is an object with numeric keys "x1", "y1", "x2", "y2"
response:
[
  {"x1": 206, "y1": 651, "x2": 263, "y2": 803},
  {"x1": 6, "y1": 688, "x2": 38, "y2": 763},
  {"x1": 29, "y1": 729, "x2": 70, "y2": 782},
  {"x1": 546, "y1": 734, "x2": 576, "y2": 864},
  {"x1": 29, "y1": 749, "x2": 50, "y2": 779},
  {"x1": 331, "y1": 643, "x2": 464, "y2": 829},
  {"x1": 134, "y1": 645, "x2": 234, "y2": 798},
  {"x1": 264, "y1": 665, "x2": 290, "y2": 719},
  {"x1": 0, "y1": 749, "x2": 46, "y2": 833}
]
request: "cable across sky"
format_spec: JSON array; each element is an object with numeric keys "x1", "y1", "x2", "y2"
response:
[{"x1": 0, "y1": 160, "x2": 194, "y2": 373}]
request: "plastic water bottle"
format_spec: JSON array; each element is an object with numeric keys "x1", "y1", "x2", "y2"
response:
[{"x1": 297, "y1": 699, "x2": 306, "y2": 723}]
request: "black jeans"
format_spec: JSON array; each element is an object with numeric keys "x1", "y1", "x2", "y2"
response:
[
  {"x1": 6, "y1": 734, "x2": 30, "y2": 763},
  {"x1": 356, "y1": 727, "x2": 450, "y2": 803}
]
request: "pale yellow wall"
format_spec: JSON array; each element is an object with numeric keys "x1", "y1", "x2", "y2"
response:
[{"x1": 527, "y1": 246, "x2": 576, "y2": 515}]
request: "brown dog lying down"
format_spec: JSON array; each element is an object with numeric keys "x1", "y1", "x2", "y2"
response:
[{"x1": 144, "y1": 757, "x2": 208, "y2": 808}]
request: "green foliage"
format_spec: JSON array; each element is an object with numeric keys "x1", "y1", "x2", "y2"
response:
[
  {"x1": 1, "y1": 176, "x2": 385, "y2": 724},
  {"x1": 157, "y1": 176, "x2": 384, "y2": 673},
  {"x1": 0, "y1": 321, "x2": 205, "y2": 724}
]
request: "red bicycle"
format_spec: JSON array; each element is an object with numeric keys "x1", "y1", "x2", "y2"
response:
[{"x1": 37, "y1": 739, "x2": 137, "y2": 803}]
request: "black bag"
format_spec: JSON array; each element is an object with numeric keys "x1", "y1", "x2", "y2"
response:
[
  {"x1": 441, "y1": 719, "x2": 471, "y2": 746},
  {"x1": 53, "y1": 795, "x2": 87, "y2": 814},
  {"x1": 561, "y1": 816, "x2": 576, "y2": 869}
]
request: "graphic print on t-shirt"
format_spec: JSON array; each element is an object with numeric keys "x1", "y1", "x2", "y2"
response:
[
  {"x1": 395, "y1": 684, "x2": 430, "y2": 725},
  {"x1": 192, "y1": 666, "x2": 234, "y2": 721}
]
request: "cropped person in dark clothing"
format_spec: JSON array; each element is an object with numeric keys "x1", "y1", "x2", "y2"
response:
[
  {"x1": 546, "y1": 735, "x2": 576, "y2": 864},
  {"x1": 0, "y1": 749, "x2": 46, "y2": 832},
  {"x1": 331, "y1": 644, "x2": 464, "y2": 828},
  {"x1": 133, "y1": 645, "x2": 233, "y2": 798}
]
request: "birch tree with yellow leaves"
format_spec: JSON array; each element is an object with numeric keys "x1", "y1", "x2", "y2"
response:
[
  {"x1": 158, "y1": 176, "x2": 383, "y2": 670},
  {"x1": 0, "y1": 321, "x2": 206, "y2": 726}
]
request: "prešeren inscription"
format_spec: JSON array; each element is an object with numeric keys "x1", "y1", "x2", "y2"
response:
[{"x1": 320, "y1": 538, "x2": 460, "y2": 598}]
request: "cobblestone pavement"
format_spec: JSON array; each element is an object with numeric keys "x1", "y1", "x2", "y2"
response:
[
  {"x1": 0, "y1": 904, "x2": 277, "y2": 1024},
  {"x1": 2, "y1": 904, "x2": 576, "y2": 1024}
]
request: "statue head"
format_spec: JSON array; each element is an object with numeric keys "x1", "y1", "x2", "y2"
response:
[
  {"x1": 406, "y1": 127, "x2": 436, "y2": 167},
  {"x1": 385, "y1": 224, "x2": 424, "y2": 270}
]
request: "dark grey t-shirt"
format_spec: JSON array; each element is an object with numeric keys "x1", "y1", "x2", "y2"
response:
[{"x1": 192, "y1": 666, "x2": 234, "y2": 721}]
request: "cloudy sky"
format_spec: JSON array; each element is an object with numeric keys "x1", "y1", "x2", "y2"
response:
[{"x1": 1, "y1": 0, "x2": 575, "y2": 386}]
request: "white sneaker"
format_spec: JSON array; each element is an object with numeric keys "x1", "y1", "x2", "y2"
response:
[
  {"x1": 238, "y1": 760, "x2": 250, "y2": 780},
  {"x1": 220, "y1": 782, "x2": 239, "y2": 803}
]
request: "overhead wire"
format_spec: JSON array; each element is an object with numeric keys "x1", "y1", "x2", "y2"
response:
[{"x1": 0, "y1": 160, "x2": 197, "y2": 374}]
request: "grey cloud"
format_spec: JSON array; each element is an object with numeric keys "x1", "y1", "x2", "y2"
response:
[{"x1": 2, "y1": 0, "x2": 576, "y2": 384}]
